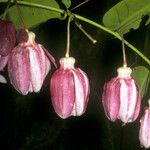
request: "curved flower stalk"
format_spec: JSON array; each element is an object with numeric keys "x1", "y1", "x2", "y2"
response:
[
  {"x1": 0, "y1": 19, "x2": 16, "y2": 56},
  {"x1": 139, "y1": 101, "x2": 150, "y2": 149},
  {"x1": 8, "y1": 30, "x2": 56, "y2": 95},
  {"x1": 50, "y1": 57, "x2": 90, "y2": 119},
  {"x1": 102, "y1": 66, "x2": 141, "y2": 123}
]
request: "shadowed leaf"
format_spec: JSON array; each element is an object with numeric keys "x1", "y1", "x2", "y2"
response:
[
  {"x1": 6, "y1": 0, "x2": 71, "y2": 29},
  {"x1": 132, "y1": 66, "x2": 150, "y2": 99},
  {"x1": 103, "y1": 0, "x2": 150, "y2": 34}
]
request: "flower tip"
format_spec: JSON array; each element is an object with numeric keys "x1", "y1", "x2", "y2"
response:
[
  {"x1": 0, "y1": 74, "x2": 7, "y2": 83},
  {"x1": 28, "y1": 31, "x2": 35, "y2": 41},
  {"x1": 93, "y1": 39, "x2": 97, "y2": 44}
]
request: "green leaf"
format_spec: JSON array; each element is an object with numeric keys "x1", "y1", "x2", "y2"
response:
[
  {"x1": 132, "y1": 66, "x2": 150, "y2": 99},
  {"x1": 103, "y1": 0, "x2": 150, "y2": 34},
  {"x1": 7, "y1": 0, "x2": 63, "y2": 29},
  {"x1": 0, "y1": 0, "x2": 7, "y2": 2},
  {"x1": 62, "y1": 0, "x2": 71, "y2": 8}
]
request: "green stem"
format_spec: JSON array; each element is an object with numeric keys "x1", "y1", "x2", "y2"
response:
[
  {"x1": 15, "y1": 1, "x2": 64, "y2": 14},
  {"x1": 2, "y1": 0, "x2": 11, "y2": 19},
  {"x1": 121, "y1": 35, "x2": 127, "y2": 67},
  {"x1": 15, "y1": 0, "x2": 27, "y2": 29},
  {"x1": 9, "y1": 0, "x2": 150, "y2": 65},
  {"x1": 75, "y1": 20, "x2": 97, "y2": 44},
  {"x1": 75, "y1": 14, "x2": 150, "y2": 65},
  {"x1": 65, "y1": 16, "x2": 72, "y2": 58}
]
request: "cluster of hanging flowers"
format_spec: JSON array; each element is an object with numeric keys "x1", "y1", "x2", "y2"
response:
[
  {"x1": 0, "y1": 3, "x2": 150, "y2": 149},
  {"x1": 0, "y1": 14, "x2": 90, "y2": 118},
  {"x1": 0, "y1": 18, "x2": 56, "y2": 94},
  {"x1": 101, "y1": 37, "x2": 150, "y2": 149}
]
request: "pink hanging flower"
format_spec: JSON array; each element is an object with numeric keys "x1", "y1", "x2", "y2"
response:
[
  {"x1": 0, "y1": 19, "x2": 16, "y2": 56},
  {"x1": 8, "y1": 30, "x2": 56, "y2": 95},
  {"x1": 139, "y1": 102, "x2": 150, "y2": 149},
  {"x1": 102, "y1": 66, "x2": 140, "y2": 123},
  {"x1": 50, "y1": 57, "x2": 90, "y2": 119}
]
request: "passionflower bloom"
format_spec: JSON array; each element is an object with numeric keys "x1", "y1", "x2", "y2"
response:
[
  {"x1": 139, "y1": 102, "x2": 150, "y2": 149},
  {"x1": 102, "y1": 66, "x2": 140, "y2": 123},
  {"x1": 50, "y1": 57, "x2": 90, "y2": 119},
  {"x1": 8, "y1": 30, "x2": 56, "y2": 95},
  {"x1": 0, "y1": 19, "x2": 16, "y2": 56}
]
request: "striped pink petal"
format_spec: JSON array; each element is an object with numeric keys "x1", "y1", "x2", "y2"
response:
[
  {"x1": 102, "y1": 78, "x2": 120, "y2": 121},
  {"x1": 0, "y1": 19, "x2": 16, "y2": 56},
  {"x1": 29, "y1": 45, "x2": 47, "y2": 92},
  {"x1": 50, "y1": 69, "x2": 75, "y2": 118},
  {"x1": 139, "y1": 106, "x2": 150, "y2": 148},
  {"x1": 71, "y1": 69, "x2": 89, "y2": 116},
  {"x1": 117, "y1": 67, "x2": 141, "y2": 123},
  {"x1": 8, "y1": 45, "x2": 30, "y2": 95},
  {"x1": 118, "y1": 78, "x2": 140, "y2": 123}
]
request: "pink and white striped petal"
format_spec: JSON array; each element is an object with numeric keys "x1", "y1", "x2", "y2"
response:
[
  {"x1": 8, "y1": 46, "x2": 31, "y2": 95},
  {"x1": 71, "y1": 69, "x2": 89, "y2": 116},
  {"x1": 102, "y1": 78, "x2": 120, "y2": 121},
  {"x1": 139, "y1": 106, "x2": 150, "y2": 148},
  {"x1": 50, "y1": 69, "x2": 75, "y2": 119}
]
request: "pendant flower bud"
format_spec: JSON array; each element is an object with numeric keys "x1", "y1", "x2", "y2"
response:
[
  {"x1": 0, "y1": 19, "x2": 16, "y2": 56},
  {"x1": 50, "y1": 57, "x2": 90, "y2": 119},
  {"x1": 8, "y1": 30, "x2": 56, "y2": 95},
  {"x1": 139, "y1": 102, "x2": 150, "y2": 149},
  {"x1": 102, "y1": 67, "x2": 140, "y2": 123}
]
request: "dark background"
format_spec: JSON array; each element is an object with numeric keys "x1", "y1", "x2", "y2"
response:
[{"x1": 0, "y1": 0, "x2": 150, "y2": 149}]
